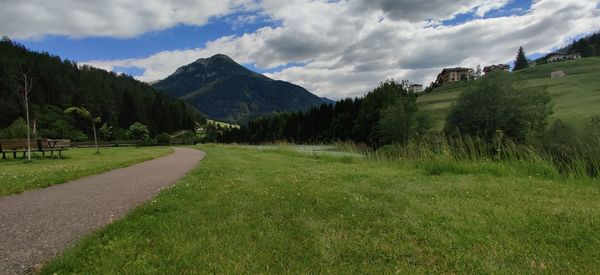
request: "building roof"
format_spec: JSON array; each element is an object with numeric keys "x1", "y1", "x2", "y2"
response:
[{"x1": 441, "y1": 67, "x2": 472, "y2": 72}]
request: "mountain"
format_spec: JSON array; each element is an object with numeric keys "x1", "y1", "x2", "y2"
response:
[
  {"x1": 0, "y1": 38, "x2": 203, "y2": 139},
  {"x1": 152, "y1": 54, "x2": 330, "y2": 124}
]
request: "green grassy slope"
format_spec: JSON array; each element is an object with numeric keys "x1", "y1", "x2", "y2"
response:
[
  {"x1": 418, "y1": 57, "x2": 600, "y2": 129},
  {"x1": 42, "y1": 145, "x2": 600, "y2": 273}
]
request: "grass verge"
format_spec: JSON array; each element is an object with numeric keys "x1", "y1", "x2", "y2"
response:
[
  {"x1": 0, "y1": 146, "x2": 173, "y2": 196},
  {"x1": 42, "y1": 144, "x2": 600, "y2": 273}
]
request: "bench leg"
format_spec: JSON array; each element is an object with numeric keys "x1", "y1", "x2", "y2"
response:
[
  {"x1": 50, "y1": 150, "x2": 54, "y2": 158},
  {"x1": 2, "y1": 152, "x2": 5, "y2": 159},
  {"x1": 59, "y1": 150, "x2": 62, "y2": 159},
  {"x1": 42, "y1": 151, "x2": 45, "y2": 157},
  {"x1": 22, "y1": 151, "x2": 26, "y2": 158},
  {"x1": 13, "y1": 151, "x2": 16, "y2": 159}
]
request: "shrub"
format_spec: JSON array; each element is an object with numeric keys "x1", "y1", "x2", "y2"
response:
[
  {"x1": 445, "y1": 71, "x2": 552, "y2": 143},
  {"x1": 98, "y1": 123, "x2": 115, "y2": 141},
  {"x1": 156, "y1": 132, "x2": 171, "y2": 145},
  {"x1": 182, "y1": 132, "x2": 201, "y2": 145},
  {"x1": 140, "y1": 137, "x2": 157, "y2": 147},
  {"x1": 0, "y1": 118, "x2": 29, "y2": 138}
]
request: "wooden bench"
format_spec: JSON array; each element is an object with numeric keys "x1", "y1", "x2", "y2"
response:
[{"x1": 0, "y1": 139, "x2": 70, "y2": 159}]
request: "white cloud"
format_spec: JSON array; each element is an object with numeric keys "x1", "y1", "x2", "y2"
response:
[
  {"x1": 55, "y1": 0, "x2": 600, "y2": 99},
  {"x1": 0, "y1": 0, "x2": 255, "y2": 39}
]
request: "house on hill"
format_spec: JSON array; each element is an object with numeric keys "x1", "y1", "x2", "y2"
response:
[
  {"x1": 547, "y1": 52, "x2": 581, "y2": 63},
  {"x1": 435, "y1": 67, "x2": 474, "y2": 85},
  {"x1": 409, "y1": 84, "x2": 423, "y2": 93},
  {"x1": 483, "y1": 64, "x2": 510, "y2": 74}
]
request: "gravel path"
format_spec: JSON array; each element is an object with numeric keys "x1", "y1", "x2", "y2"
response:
[{"x1": 0, "y1": 147, "x2": 205, "y2": 274}]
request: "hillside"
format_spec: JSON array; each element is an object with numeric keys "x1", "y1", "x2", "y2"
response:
[
  {"x1": 0, "y1": 38, "x2": 204, "y2": 139},
  {"x1": 153, "y1": 54, "x2": 329, "y2": 124},
  {"x1": 535, "y1": 32, "x2": 600, "y2": 64},
  {"x1": 418, "y1": 57, "x2": 600, "y2": 129}
]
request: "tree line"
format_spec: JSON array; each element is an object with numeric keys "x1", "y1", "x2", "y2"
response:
[
  {"x1": 216, "y1": 80, "x2": 432, "y2": 146},
  {"x1": 0, "y1": 37, "x2": 204, "y2": 140},
  {"x1": 214, "y1": 71, "x2": 553, "y2": 149}
]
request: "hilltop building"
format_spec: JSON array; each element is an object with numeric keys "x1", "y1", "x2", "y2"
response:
[
  {"x1": 409, "y1": 84, "x2": 423, "y2": 93},
  {"x1": 547, "y1": 52, "x2": 581, "y2": 63},
  {"x1": 483, "y1": 64, "x2": 510, "y2": 74},
  {"x1": 435, "y1": 67, "x2": 474, "y2": 85}
]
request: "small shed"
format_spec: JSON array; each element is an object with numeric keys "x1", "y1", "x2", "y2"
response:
[{"x1": 550, "y1": 70, "x2": 565, "y2": 79}]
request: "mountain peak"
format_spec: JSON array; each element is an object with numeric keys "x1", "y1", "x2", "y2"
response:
[
  {"x1": 194, "y1": 54, "x2": 234, "y2": 65},
  {"x1": 153, "y1": 55, "x2": 329, "y2": 123}
]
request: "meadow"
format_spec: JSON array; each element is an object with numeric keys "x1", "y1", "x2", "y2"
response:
[
  {"x1": 0, "y1": 146, "x2": 172, "y2": 196},
  {"x1": 42, "y1": 144, "x2": 600, "y2": 274},
  {"x1": 418, "y1": 57, "x2": 600, "y2": 129}
]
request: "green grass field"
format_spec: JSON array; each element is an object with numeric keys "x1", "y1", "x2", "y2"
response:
[
  {"x1": 42, "y1": 144, "x2": 600, "y2": 273},
  {"x1": 419, "y1": 57, "x2": 600, "y2": 129},
  {"x1": 207, "y1": 119, "x2": 240, "y2": 129},
  {"x1": 0, "y1": 147, "x2": 172, "y2": 196}
]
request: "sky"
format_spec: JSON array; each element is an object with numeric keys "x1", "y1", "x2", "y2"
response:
[{"x1": 1, "y1": 0, "x2": 599, "y2": 100}]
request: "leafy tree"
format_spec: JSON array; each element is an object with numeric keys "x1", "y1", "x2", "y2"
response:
[
  {"x1": 65, "y1": 106, "x2": 101, "y2": 153},
  {"x1": 0, "y1": 118, "x2": 29, "y2": 138},
  {"x1": 513, "y1": 47, "x2": 529, "y2": 71},
  {"x1": 98, "y1": 123, "x2": 114, "y2": 141},
  {"x1": 413, "y1": 112, "x2": 435, "y2": 138},
  {"x1": 378, "y1": 99, "x2": 410, "y2": 144},
  {"x1": 156, "y1": 132, "x2": 171, "y2": 145},
  {"x1": 445, "y1": 72, "x2": 552, "y2": 142},
  {"x1": 353, "y1": 80, "x2": 417, "y2": 145},
  {"x1": 128, "y1": 122, "x2": 150, "y2": 145}
]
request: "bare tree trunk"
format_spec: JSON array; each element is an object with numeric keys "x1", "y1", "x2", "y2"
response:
[
  {"x1": 25, "y1": 95, "x2": 31, "y2": 161},
  {"x1": 92, "y1": 121, "x2": 99, "y2": 154},
  {"x1": 17, "y1": 71, "x2": 33, "y2": 161},
  {"x1": 31, "y1": 118, "x2": 37, "y2": 140}
]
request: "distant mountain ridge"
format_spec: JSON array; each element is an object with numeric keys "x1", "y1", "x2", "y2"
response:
[{"x1": 152, "y1": 54, "x2": 331, "y2": 124}]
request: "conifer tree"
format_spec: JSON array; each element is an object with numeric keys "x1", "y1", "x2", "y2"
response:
[{"x1": 513, "y1": 47, "x2": 529, "y2": 71}]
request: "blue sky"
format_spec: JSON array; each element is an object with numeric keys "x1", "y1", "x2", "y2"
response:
[
  {"x1": 3, "y1": 0, "x2": 598, "y2": 99},
  {"x1": 17, "y1": 11, "x2": 279, "y2": 76}
]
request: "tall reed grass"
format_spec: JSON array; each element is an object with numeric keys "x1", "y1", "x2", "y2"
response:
[{"x1": 333, "y1": 131, "x2": 600, "y2": 179}]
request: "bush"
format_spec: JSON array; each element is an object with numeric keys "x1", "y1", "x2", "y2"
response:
[
  {"x1": 98, "y1": 123, "x2": 115, "y2": 141},
  {"x1": 182, "y1": 132, "x2": 202, "y2": 145},
  {"x1": 0, "y1": 118, "x2": 29, "y2": 138},
  {"x1": 445, "y1": 71, "x2": 552, "y2": 143},
  {"x1": 140, "y1": 137, "x2": 157, "y2": 147},
  {"x1": 156, "y1": 133, "x2": 171, "y2": 145}
]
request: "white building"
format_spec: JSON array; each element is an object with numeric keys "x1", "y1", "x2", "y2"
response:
[
  {"x1": 550, "y1": 70, "x2": 565, "y2": 78},
  {"x1": 547, "y1": 52, "x2": 581, "y2": 63},
  {"x1": 409, "y1": 84, "x2": 423, "y2": 93}
]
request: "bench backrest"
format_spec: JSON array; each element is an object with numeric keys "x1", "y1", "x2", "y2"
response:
[
  {"x1": 0, "y1": 139, "x2": 32, "y2": 151},
  {"x1": 0, "y1": 139, "x2": 72, "y2": 152}
]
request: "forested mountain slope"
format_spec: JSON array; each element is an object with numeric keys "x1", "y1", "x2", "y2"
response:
[{"x1": 0, "y1": 38, "x2": 204, "y2": 139}]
